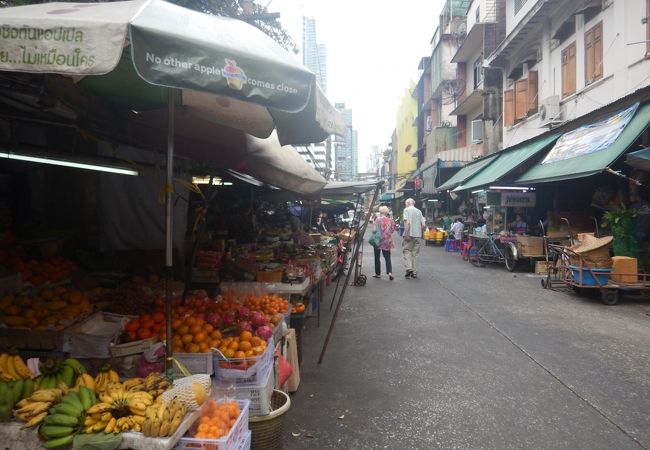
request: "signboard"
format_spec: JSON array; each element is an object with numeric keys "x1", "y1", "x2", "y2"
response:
[
  {"x1": 421, "y1": 165, "x2": 437, "y2": 194},
  {"x1": 542, "y1": 103, "x2": 638, "y2": 164},
  {"x1": 500, "y1": 192, "x2": 536, "y2": 207},
  {"x1": 475, "y1": 190, "x2": 487, "y2": 204}
]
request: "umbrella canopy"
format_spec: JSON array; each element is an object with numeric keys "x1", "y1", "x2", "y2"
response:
[
  {"x1": 0, "y1": 0, "x2": 344, "y2": 144},
  {"x1": 625, "y1": 147, "x2": 650, "y2": 172}
]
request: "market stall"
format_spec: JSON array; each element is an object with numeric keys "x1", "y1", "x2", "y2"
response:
[{"x1": 0, "y1": 1, "x2": 347, "y2": 448}]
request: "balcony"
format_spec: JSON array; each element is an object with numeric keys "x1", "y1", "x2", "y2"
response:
[{"x1": 450, "y1": 89, "x2": 484, "y2": 116}]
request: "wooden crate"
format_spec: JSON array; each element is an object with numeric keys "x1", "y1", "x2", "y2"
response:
[
  {"x1": 517, "y1": 236, "x2": 544, "y2": 256},
  {"x1": 535, "y1": 261, "x2": 550, "y2": 274}
]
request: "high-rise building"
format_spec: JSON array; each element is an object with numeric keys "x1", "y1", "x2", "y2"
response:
[
  {"x1": 296, "y1": 143, "x2": 329, "y2": 178},
  {"x1": 367, "y1": 145, "x2": 380, "y2": 174},
  {"x1": 302, "y1": 17, "x2": 327, "y2": 94},
  {"x1": 334, "y1": 103, "x2": 358, "y2": 181}
]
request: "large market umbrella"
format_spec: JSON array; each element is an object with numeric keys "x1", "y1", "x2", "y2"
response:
[{"x1": 0, "y1": 0, "x2": 341, "y2": 377}]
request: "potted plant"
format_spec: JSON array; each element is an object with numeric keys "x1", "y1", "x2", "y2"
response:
[{"x1": 601, "y1": 204, "x2": 638, "y2": 257}]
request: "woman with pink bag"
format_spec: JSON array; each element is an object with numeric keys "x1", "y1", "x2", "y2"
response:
[{"x1": 371, "y1": 205, "x2": 396, "y2": 280}]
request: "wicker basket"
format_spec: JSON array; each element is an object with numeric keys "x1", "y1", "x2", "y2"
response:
[
  {"x1": 570, "y1": 235, "x2": 613, "y2": 268},
  {"x1": 249, "y1": 390, "x2": 291, "y2": 450}
]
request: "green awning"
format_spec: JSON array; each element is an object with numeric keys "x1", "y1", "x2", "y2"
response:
[
  {"x1": 436, "y1": 154, "x2": 499, "y2": 191},
  {"x1": 516, "y1": 103, "x2": 650, "y2": 184},
  {"x1": 453, "y1": 133, "x2": 561, "y2": 192}
]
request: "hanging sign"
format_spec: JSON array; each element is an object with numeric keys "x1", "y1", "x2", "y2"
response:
[{"x1": 500, "y1": 192, "x2": 536, "y2": 207}]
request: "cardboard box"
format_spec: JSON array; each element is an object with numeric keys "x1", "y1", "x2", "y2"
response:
[
  {"x1": 610, "y1": 256, "x2": 637, "y2": 284},
  {"x1": 535, "y1": 260, "x2": 550, "y2": 274}
]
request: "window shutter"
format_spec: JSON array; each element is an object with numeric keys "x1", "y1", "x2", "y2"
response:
[
  {"x1": 527, "y1": 71, "x2": 538, "y2": 114},
  {"x1": 515, "y1": 79, "x2": 528, "y2": 120},
  {"x1": 504, "y1": 89, "x2": 515, "y2": 127},
  {"x1": 585, "y1": 28, "x2": 594, "y2": 83},
  {"x1": 562, "y1": 43, "x2": 576, "y2": 97},
  {"x1": 593, "y1": 23, "x2": 603, "y2": 79}
]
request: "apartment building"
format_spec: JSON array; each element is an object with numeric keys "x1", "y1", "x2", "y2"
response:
[{"x1": 487, "y1": 0, "x2": 650, "y2": 146}]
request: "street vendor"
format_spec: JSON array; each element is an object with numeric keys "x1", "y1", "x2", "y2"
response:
[
  {"x1": 289, "y1": 215, "x2": 315, "y2": 246},
  {"x1": 509, "y1": 214, "x2": 529, "y2": 235}
]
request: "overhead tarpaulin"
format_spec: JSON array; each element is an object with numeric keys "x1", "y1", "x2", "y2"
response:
[
  {"x1": 517, "y1": 103, "x2": 650, "y2": 184},
  {"x1": 0, "y1": 0, "x2": 344, "y2": 145},
  {"x1": 321, "y1": 180, "x2": 382, "y2": 198},
  {"x1": 436, "y1": 153, "x2": 499, "y2": 192},
  {"x1": 453, "y1": 133, "x2": 560, "y2": 192},
  {"x1": 625, "y1": 148, "x2": 650, "y2": 172},
  {"x1": 240, "y1": 132, "x2": 326, "y2": 197}
]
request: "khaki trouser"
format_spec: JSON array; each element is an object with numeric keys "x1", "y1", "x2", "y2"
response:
[{"x1": 402, "y1": 237, "x2": 421, "y2": 273}]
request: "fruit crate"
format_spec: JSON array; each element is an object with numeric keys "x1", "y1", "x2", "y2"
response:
[
  {"x1": 175, "y1": 399, "x2": 250, "y2": 450},
  {"x1": 213, "y1": 338, "x2": 273, "y2": 385},
  {"x1": 214, "y1": 366, "x2": 274, "y2": 417},
  {"x1": 110, "y1": 336, "x2": 158, "y2": 357},
  {"x1": 173, "y1": 352, "x2": 214, "y2": 377},
  {"x1": 236, "y1": 430, "x2": 251, "y2": 450},
  {"x1": 120, "y1": 408, "x2": 201, "y2": 450}
]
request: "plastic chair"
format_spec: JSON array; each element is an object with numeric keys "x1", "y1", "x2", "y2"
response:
[{"x1": 445, "y1": 238, "x2": 456, "y2": 252}]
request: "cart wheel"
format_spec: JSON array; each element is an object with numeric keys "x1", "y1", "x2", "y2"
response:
[
  {"x1": 504, "y1": 246, "x2": 517, "y2": 272},
  {"x1": 600, "y1": 290, "x2": 619, "y2": 305},
  {"x1": 356, "y1": 274, "x2": 367, "y2": 286},
  {"x1": 540, "y1": 278, "x2": 547, "y2": 289}
]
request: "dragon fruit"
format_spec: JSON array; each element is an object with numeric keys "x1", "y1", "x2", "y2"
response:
[
  {"x1": 238, "y1": 306, "x2": 251, "y2": 321},
  {"x1": 251, "y1": 311, "x2": 268, "y2": 328},
  {"x1": 206, "y1": 312, "x2": 223, "y2": 328},
  {"x1": 255, "y1": 325, "x2": 273, "y2": 340},
  {"x1": 223, "y1": 311, "x2": 237, "y2": 327}
]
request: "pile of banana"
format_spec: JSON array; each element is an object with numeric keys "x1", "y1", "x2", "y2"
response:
[
  {"x1": 143, "y1": 372, "x2": 172, "y2": 398},
  {"x1": 0, "y1": 352, "x2": 34, "y2": 381},
  {"x1": 84, "y1": 382, "x2": 153, "y2": 433},
  {"x1": 5, "y1": 382, "x2": 49, "y2": 425},
  {"x1": 39, "y1": 387, "x2": 97, "y2": 449},
  {"x1": 141, "y1": 398, "x2": 187, "y2": 438},
  {"x1": 93, "y1": 364, "x2": 120, "y2": 393}
]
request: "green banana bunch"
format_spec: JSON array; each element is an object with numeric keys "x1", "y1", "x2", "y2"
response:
[{"x1": 39, "y1": 388, "x2": 97, "y2": 448}]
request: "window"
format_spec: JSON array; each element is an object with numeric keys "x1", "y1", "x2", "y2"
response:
[
  {"x1": 473, "y1": 57, "x2": 483, "y2": 89},
  {"x1": 562, "y1": 42, "x2": 576, "y2": 98},
  {"x1": 471, "y1": 119, "x2": 483, "y2": 143},
  {"x1": 504, "y1": 71, "x2": 538, "y2": 126},
  {"x1": 585, "y1": 22, "x2": 603, "y2": 84},
  {"x1": 514, "y1": 0, "x2": 528, "y2": 14}
]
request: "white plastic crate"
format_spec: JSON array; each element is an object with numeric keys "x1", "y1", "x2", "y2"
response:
[
  {"x1": 215, "y1": 366, "x2": 274, "y2": 417},
  {"x1": 236, "y1": 430, "x2": 251, "y2": 450},
  {"x1": 213, "y1": 338, "x2": 273, "y2": 385},
  {"x1": 173, "y1": 352, "x2": 214, "y2": 377},
  {"x1": 174, "y1": 399, "x2": 250, "y2": 450}
]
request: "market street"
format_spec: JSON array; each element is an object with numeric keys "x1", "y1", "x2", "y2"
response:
[{"x1": 284, "y1": 239, "x2": 650, "y2": 450}]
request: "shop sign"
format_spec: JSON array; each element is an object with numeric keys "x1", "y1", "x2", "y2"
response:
[
  {"x1": 542, "y1": 103, "x2": 638, "y2": 164},
  {"x1": 475, "y1": 190, "x2": 487, "y2": 204},
  {"x1": 500, "y1": 192, "x2": 536, "y2": 207}
]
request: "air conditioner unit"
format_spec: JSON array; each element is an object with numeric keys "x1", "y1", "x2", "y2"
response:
[
  {"x1": 471, "y1": 119, "x2": 483, "y2": 143},
  {"x1": 539, "y1": 96, "x2": 564, "y2": 127}
]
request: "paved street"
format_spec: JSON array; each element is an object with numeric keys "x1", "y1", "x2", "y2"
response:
[{"x1": 283, "y1": 237, "x2": 650, "y2": 450}]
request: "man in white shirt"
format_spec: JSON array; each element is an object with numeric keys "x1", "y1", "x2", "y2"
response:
[
  {"x1": 450, "y1": 217, "x2": 465, "y2": 241},
  {"x1": 402, "y1": 198, "x2": 425, "y2": 279}
]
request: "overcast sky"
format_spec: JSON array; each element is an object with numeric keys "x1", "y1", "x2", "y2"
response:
[{"x1": 270, "y1": 0, "x2": 444, "y2": 171}]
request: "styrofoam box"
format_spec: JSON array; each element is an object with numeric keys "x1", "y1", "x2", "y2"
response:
[
  {"x1": 173, "y1": 352, "x2": 214, "y2": 377},
  {"x1": 175, "y1": 399, "x2": 250, "y2": 450},
  {"x1": 213, "y1": 338, "x2": 273, "y2": 385},
  {"x1": 214, "y1": 366, "x2": 274, "y2": 417}
]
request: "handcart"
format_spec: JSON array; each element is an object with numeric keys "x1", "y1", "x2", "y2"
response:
[
  {"x1": 541, "y1": 228, "x2": 650, "y2": 305},
  {"x1": 424, "y1": 228, "x2": 445, "y2": 246}
]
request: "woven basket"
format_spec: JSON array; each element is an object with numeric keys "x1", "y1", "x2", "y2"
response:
[
  {"x1": 249, "y1": 390, "x2": 291, "y2": 450},
  {"x1": 570, "y1": 235, "x2": 613, "y2": 268}
]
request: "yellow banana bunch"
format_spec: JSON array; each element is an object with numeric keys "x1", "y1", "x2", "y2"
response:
[
  {"x1": 141, "y1": 399, "x2": 186, "y2": 437},
  {"x1": 12, "y1": 355, "x2": 34, "y2": 380},
  {"x1": 123, "y1": 377, "x2": 145, "y2": 392},
  {"x1": 0, "y1": 353, "x2": 20, "y2": 381},
  {"x1": 144, "y1": 372, "x2": 171, "y2": 398},
  {"x1": 13, "y1": 400, "x2": 51, "y2": 427},
  {"x1": 74, "y1": 373, "x2": 95, "y2": 391}
]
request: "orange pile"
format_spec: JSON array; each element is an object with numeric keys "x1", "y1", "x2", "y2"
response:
[
  {"x1": 170, "y1": 315, "x2": 220, "y2": 354},
  {"x1": 192, "y1": 399, "x2": 240, "y2": 441},
  {"x1": 239, "y1": 294, "x2": 290, "y2": 316},
  {"x1": 215, "y1": 331, "x2": 267, "y2": 365},
  {"x1": 125, "y1": 311, "x2": 166, "y2": 341},
  {"x1": 15, "y1": 256, "x2": 78, "y2": 286}
]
